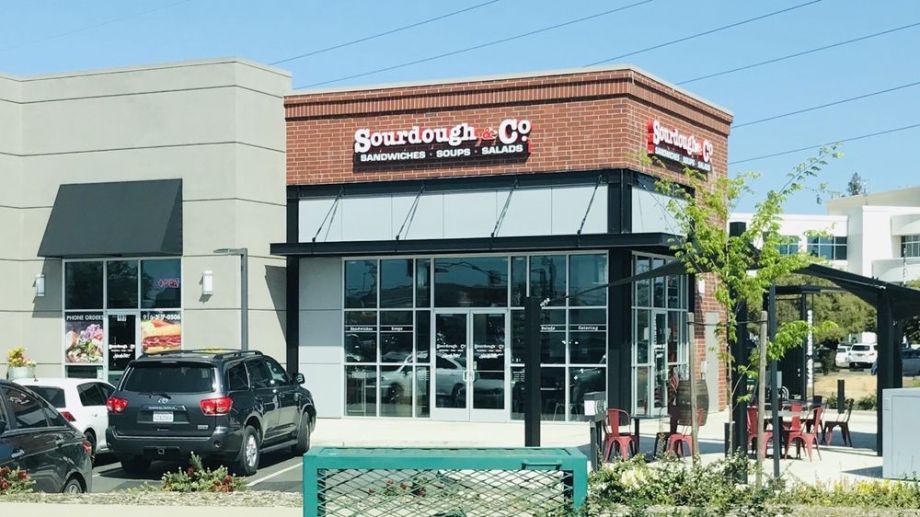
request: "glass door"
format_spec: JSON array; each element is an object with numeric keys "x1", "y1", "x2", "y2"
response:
[
  {"x1": 652, "y1": 311, "x2": 669, "y2": 416},
  {"x1": 431, "y1": 311, "x2": 508, "y2": 421},
  {"x1": 106, "y1": 312, "x2": 138, "y2": 386}
]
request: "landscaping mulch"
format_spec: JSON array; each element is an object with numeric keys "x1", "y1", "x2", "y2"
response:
[{"x1": 0, "y1": 490, "x2": 302, "y2": 507}]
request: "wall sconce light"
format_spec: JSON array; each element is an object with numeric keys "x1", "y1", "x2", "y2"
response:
[
  {"x1": 34, "y1": 274, "x2": 45, "y2": 298},
  {"x1": 696, "y1": 278, "x2": 706, "y2": 296},
  {"x1": 202, "y1": 270, "x2": 214, "y2": 296}
]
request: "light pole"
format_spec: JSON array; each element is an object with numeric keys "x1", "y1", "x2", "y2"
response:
[{"x1": 214, "y1": 247, "x2": 249, "y2": 351}]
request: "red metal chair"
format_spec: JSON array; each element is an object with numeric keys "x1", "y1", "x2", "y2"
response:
[
  {"x1": 823, "y1": 399, "x2": 854, "y2": 446},
  {"x1": 784, "y1": 410, "x2": 822, "y2": 461},
  {"x1": 603, "y1": 409, "x2": 637, "y2": 461},
  {"x1": 746, "y1": 407, "x2": 773, "y2": 458},
  {"x1": 666, "y1": 408, "x2": 705, "y2": 457}
]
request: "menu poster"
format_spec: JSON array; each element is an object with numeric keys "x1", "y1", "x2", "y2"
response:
[
  {"x1": 141, "y1": 311, "x2": 182, "y2": 354},
  {"x1": 64, "y1": 313, "x2": 104, "y2": 364}
]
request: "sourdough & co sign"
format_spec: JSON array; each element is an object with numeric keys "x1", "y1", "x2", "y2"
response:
[
  {"x1": 353, "y1": 118, "x2": 531, "y2": 165},
  {"x1": 646, "y1": 119, "x2": 713, "y2": 172}
]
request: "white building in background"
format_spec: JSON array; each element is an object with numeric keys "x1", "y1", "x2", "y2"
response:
[{"x1": 731, "y1": 187, "x2": 920, "y2": 284}]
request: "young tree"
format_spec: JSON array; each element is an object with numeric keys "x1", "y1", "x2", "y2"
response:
[
  {"x1": 847, "y1": 172, "x2": 867, "y2": 196},
  {"x1": 654, "y1": 146, "x2": 840, "y2": 479}
]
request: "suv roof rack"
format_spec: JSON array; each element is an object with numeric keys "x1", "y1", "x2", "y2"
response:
[{"x1": 139, "y1": 349, "x2": 263, "y2": 360}]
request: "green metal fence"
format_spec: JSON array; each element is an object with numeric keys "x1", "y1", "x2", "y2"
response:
[{"x1": 303, "y1": 447, "x2": 588, "y2": 517}]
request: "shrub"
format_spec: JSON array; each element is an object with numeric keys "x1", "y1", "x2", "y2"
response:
[
  {"x1": 5, "y1": 346, "x2": 35, "y2": 368},
  {"x1": 161, "y1": 453, "x2": 246, "y2": 493},
  {"x1": 856, "y1": 394, "x2": 877, "y2": 410},
  {"x1": 0, "y1": 466, "x2": 34, "y2": 494},
  {"x1": 588, "y1": 454, "x2": 778, "y2": 515},
  {"x1": 777, "y1": 479, "x2": 920, "y2": 508}
]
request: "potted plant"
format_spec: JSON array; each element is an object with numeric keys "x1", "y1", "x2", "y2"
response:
[{"x1": 6, "y1": 346, "x2": 36, "y2": 380}]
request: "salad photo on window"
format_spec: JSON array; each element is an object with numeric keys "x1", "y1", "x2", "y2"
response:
[{"x1": 64, "y1": 313, "x2": 104, "y2": 364}]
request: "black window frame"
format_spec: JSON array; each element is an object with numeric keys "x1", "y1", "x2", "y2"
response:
[{"x1": 226, "y1": 362, "x2": 251, "y2": 392}]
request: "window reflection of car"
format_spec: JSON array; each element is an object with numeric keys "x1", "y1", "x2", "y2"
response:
[{"x1": 902, "y1": 349, "x2": 920, "y2": 376}]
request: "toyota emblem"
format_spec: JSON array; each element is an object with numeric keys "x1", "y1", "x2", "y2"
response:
[{"x1": 158, "y1": 397, "x2": 170, "y2": 404}]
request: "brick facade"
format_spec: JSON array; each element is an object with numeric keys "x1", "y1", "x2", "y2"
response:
[{"x1": 285, "y1": 66, "x2": 732, "y2": 409}]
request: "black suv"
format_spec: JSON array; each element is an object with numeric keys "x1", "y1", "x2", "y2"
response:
[{"x1": 105, "y1": 350, "x2": 316, "y2": 476}]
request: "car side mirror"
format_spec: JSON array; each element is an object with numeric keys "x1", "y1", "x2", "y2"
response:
[{"x1": 294, "y1": 373, "x2": 305, "y2": 385}]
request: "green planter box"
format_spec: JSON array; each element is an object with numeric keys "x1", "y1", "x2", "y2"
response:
[{"x1": 303, "y1": 446, "x2": 587, "y2": 517}]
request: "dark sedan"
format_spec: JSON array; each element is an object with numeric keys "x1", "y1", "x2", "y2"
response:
[{"x1": 0, "y1": 379, "x2": 92, "y2": 493}]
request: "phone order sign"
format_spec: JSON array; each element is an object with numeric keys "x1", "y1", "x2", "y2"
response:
[{"x1": 353, "y1": 118, "x2": 531, "y2": 165}]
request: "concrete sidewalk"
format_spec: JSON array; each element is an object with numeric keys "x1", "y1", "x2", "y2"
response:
[{"x1": 312, "y1": 410, "x2": 884, "y2": 484}]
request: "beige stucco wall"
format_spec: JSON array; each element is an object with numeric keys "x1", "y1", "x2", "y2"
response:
[{"x1": 0, "y1": 58, "x2": 290, "y2": 377}]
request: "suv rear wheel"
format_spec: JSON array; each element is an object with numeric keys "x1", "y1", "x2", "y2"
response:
[
  {"x1": 120, "y1": 456, "x2": 151, "y2": 476},
  {"x1": 234, "y1": 425, "x2": 260, "y2": 476}
]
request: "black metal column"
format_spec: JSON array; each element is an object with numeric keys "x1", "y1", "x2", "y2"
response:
[
  {"x1": 876, "y1": 290, "x2": 893, "y2": 455},
  {"x1": 608, "y1": 249, "x2": 632, "y2": 412},
  {"x1": 285, "y1": 191, "x2": 300, "y2": 375},
  {"x1": 524, "y1": 296, "x2": 542, "y2": 447}
]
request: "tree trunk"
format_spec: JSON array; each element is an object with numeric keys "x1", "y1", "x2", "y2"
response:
[{"x1": 756, "y1": 310, "x2": 768, "y2": 487}]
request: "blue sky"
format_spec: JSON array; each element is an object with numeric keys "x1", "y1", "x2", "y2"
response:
[{"x1": 1, "y1": 0, "x2": 918, "y2": 213}]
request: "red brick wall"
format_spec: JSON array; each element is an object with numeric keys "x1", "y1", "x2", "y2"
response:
[{"x1": 285, "y1": 67, "x2": 733, "y2": 409}]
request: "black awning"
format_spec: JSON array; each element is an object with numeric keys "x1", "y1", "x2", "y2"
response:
[
  {"x1": 38, "y1": 179, "x2": 182, "y2": 258},
  {"x1": 270, "y1": 232, "x2": 678, "y2": 257}
]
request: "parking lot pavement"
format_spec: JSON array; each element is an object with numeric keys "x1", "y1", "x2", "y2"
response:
[{"x1": 91, "y1": 450, "x2": 304, "y2": 493}]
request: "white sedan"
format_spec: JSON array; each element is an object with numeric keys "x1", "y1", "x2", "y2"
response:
[{"x1": 15, "y1": 377, "x2": 115, "y2": 459}]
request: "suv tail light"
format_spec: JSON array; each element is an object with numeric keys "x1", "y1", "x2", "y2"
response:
[
  {"x1": 200, "y1": 396, "x2": 233, "y2": 415},
  {"x1": 106, "y1": 396, "x2": 128, "y2": 414},
  {"x1": 60, "y1": 410, "x2": 76, "y2": 422}
]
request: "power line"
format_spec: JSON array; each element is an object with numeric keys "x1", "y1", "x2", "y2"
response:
[
  {"x1": 0, "y1": 0, "x2": 192, "y2": 53},
  {"x1": 270, "y1": 0, "x2": 501, "y2": 66},
  {"x1": 733, "y1": 80, "x2": 920, "y2": 129},
  {"x1": 729, "y1": 123, "x2": 920, "y2": 165},
  {"x1": 584, "y1": 0, "x2": 821, "y2": 66},
  {"x1": 297, "y1": 0, "x2": 654, "y2": 89},
  {"x1": 679, "y1": 21, "x2": 920, "y2": 85}
]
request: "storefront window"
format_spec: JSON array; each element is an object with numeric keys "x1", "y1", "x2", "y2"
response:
[
  {"x1": 345, "y1": 365, "x2": 376, "y2": 416},
  {"x1": 64, "y1": 258, "x2": 182, "y2": 381},
  {"x1": 530, "y1": 255, "x2": 565, "y2": 306},
  {"x1": 106, "y1": 260, "x2": 138, "y2": 309},
  {"x1": 631, "y1": 254, "x2": 688, "y2": 418},
  {"x1": 380, "y1": 365, "x2": 412, "y2": 417},
  {"x1": 415, "y1": 259, "x2": 431, "y2": 307},
  {"x1": 380, "y1": 259, "x2": 413, "y2": 308},
  {"x1": 569, "y1": 309, "x2": 605, "y2": 364},
  {"x1": 380, "y1": 311, "x2": 412, "y2": 363},
  {"x1": 345, "y1": 260, "x2": 377, "y2": 308},
  {"x1": 540, "y1": 309, "x2": 566, "y2": 364},
  {"x1": 434, "y1": 257, "x2": 508, "y2": 307},
  {"x1": 510, "y1": 256, "x2": 527, "y2": 307},
  {"x1": 141, "y1": 259, "x2": 181, "y2": 308},
  {"x1": 344, "y1": 252, "x2": 607, "y2": 421},
  {"x1": 569, "y1": 254, "x2": 607, "y2": 306},
  {"x1": 65, "y1": 262, "x2": 103, "y2": 310},
  {"x1": 344, "y1": 311, "x2": 377, "y2": 363}
]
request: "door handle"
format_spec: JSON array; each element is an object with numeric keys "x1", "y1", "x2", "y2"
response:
[{"x1": 11, "y1": 449, "x2": 24, "y2": 459}]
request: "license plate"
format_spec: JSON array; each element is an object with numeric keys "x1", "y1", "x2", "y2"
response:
[{"x1": 152, "y1": 411, "x2": 174, "y2": 423}]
